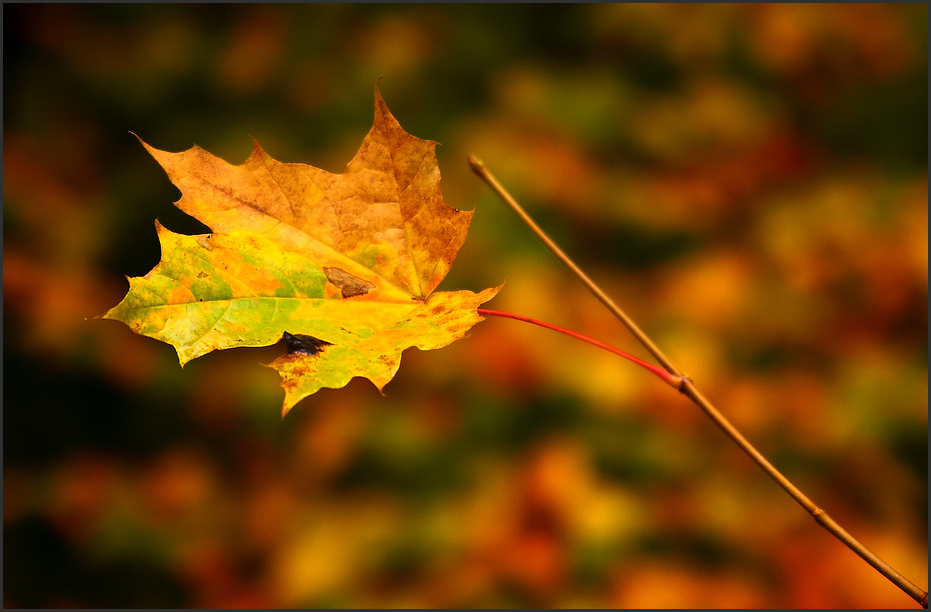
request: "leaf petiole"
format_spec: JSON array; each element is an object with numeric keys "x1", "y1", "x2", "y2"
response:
[{"x1": 477, "y1": 308, "x2": 686, "y2": 391}]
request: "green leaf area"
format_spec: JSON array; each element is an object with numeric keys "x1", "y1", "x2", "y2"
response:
[{"x1": 101, "y1": 222, "x2": 499, "y2": 414}]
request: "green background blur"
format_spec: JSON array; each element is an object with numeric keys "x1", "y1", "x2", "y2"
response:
[{"x1": 4, "y1": 4, "x2": 927, "y2": 608}]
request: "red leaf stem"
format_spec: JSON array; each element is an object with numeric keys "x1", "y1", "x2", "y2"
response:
[{"x1": 477, "y1": 308, "x2": 684, "y2": 390}]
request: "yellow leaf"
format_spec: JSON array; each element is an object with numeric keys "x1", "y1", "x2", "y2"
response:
[{"x1": 100, "y1": 88, "x2": 499, "y2": 415}]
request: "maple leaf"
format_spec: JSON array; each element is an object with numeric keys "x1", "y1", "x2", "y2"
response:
[{"x1": 100, "y1": 88, "x2": 500, "y2": 416}]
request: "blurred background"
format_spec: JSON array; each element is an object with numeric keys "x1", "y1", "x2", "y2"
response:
[{"x1": 4, "y1": 4, "x2": 927, "y2": 608}]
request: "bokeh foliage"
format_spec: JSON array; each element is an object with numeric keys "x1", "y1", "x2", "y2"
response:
[{"x1": 4, "y1": 4, "x2": 927, "y2": 608}]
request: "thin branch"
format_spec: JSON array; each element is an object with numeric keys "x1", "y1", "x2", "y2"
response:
[{"x1": 469, "y1": 155, "x2": 929, "y2": 609}]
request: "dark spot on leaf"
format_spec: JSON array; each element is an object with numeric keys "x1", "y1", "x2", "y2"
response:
[
  {"x1": 323, "y1": 266, "x2": 376, "y2": 298},
  {"x1": 282, "y1": 331, "x2": 331, "y2": 356},
  {"x1": 197, "y1": 271, "x2": 208, "y2": 279}
]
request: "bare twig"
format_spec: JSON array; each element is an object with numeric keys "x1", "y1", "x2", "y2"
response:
[{"x1": 469, "y1": 155, "x2": 928, "y2": 609}]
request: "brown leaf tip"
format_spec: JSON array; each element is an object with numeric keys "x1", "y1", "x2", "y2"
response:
[{"x1": 282, "y1": 332, "x2": 332, "y2": 356}]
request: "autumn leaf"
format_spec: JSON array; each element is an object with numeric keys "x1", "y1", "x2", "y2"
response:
[{"x1": 99, "y1": 88, "x2": 500, "y2": 416}]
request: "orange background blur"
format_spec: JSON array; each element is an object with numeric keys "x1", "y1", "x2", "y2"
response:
[{"x1": 4, "y1": 4, "x2": 927, "y2": 608}]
